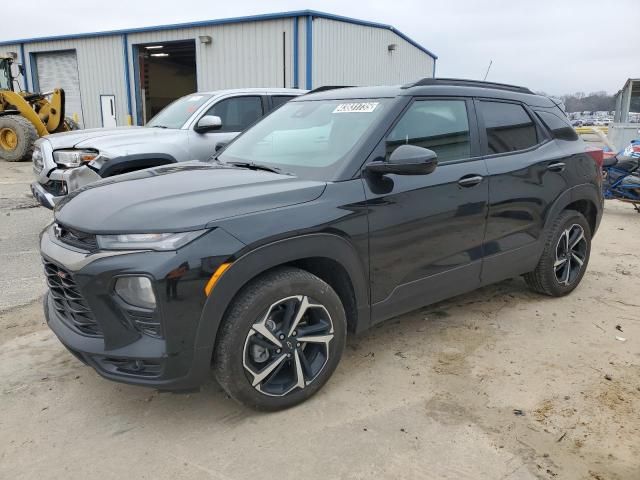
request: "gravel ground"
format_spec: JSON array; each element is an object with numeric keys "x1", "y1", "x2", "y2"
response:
[{"x1": 0, "y1": 159, "x2": 639, "y2": 480}]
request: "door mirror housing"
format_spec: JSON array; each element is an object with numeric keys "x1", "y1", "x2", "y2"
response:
[
  {"x1": 366, "y1": 145, "x2": 438, "y2": 176},
  {"x1": 195, "y1": 115, "x2": 222, "y2": 133}
]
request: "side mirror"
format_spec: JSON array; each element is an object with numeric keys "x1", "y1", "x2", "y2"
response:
[
  {"x1": 195, "y1": 115, "x2": 222, "y2": 133},
  {"x1": 366, "y1": 145, "x2": 438, "y2": 176}
]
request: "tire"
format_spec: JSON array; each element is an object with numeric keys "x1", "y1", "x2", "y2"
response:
[
  {"x1": 524, "y1": 210, "x2": 591, "y2": 297},
  {"x1": 0, "y1": 115, "x2": 38, "y2": 162},
  {"x1": 64, "y1": 117, "x2": 80, "y2": 131},
  {"x1": 213, "y1": 267, "x2": 347, "y2": 411}
]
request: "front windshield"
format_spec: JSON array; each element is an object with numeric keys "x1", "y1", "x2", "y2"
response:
[
  {"x1": 0, "y1": 60, "x2": 11, "y2": 90},
  {"x1": 146, "y1": 94, "x2": 212, "y2": 129},
  {"x1": 218, "y1": 99, "x2": 390, "y2": 179}
]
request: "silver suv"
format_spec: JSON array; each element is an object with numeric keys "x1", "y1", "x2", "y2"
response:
[{"x1": 31, "y1": 88, "x2": 306, "y2": 208}]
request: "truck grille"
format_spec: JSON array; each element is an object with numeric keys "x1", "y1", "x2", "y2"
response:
[
  {"x1": 54, "y1": 223, "x2": 98, "y2": 251},
  {"x1": 43, "y1": 259, "x2": 102, "y2": 337}
]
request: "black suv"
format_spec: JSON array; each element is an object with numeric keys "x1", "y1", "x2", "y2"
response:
[{"x1": 40, "y1": 79, "x2": 603, "y2": 410}]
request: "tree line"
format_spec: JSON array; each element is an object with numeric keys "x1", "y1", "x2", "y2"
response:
[{"x1": 559, "y1": 91, "x2": 615, "y2": 113}]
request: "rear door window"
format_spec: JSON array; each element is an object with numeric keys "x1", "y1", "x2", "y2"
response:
[
  {"x1": 478, "y1": 101, "x2": 538, "y2": 154},
  {"x1": 204, "y1": 96, "x2": 263, "y2": 133},
  {"x1": 386, "y1": 99, "x2": 472, "y2": 162}
]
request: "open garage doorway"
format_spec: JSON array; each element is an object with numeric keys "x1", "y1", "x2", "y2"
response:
[{"x1": 135, "y1": 40, "x2": 196, "y2": 124}]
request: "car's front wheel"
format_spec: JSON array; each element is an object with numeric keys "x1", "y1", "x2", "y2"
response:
[{"x1": 213, "y1": 267, "x2": 346, "y2": 410}]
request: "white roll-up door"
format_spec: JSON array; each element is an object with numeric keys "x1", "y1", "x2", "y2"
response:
[{"x1": 35, "y1": 50, "x2": 84, "y2": 127}]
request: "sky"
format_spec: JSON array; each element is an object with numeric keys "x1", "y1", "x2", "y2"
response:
[{"x1": 2, "y1": 0, "x2": 638, "y2": 96}]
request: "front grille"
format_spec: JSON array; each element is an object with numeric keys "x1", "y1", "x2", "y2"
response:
[
  {"x1": 54, "y1": 223, "x2": 98, "y2": 251},
  {"x1": 43, "y1": 259, "x2": 102, "y2": 337},
  {"x1": 32, "y1": 147, "x2": 44, "y2": 173}
]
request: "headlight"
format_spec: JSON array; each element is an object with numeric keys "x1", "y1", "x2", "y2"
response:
[
  {"x1": 32, "y1": 147, "x2": 44, "y2": 171},
  {"x1": 96, "y1": 230, "x2": 207, "y2": 251},
  {"x1": 53, "y1": 149, "x2": 99, "y2": 168},
  {"x1": 115, "y1": 276, "x2": 156, "y2": 309}
]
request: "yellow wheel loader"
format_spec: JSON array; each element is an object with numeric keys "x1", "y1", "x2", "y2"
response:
[{"x1": 0, "y1": 53, "x2": 78, "y2": 162}]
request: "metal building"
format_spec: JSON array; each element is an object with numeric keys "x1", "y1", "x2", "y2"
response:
[
  {"x1": 609, "y1": 78, "x2": 640, "y2": 150},
  {"x1": 0, "y1": 10, "x2": 437, "y2": 129}
]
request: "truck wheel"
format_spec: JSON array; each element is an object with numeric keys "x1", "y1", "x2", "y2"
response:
[
  {"x1": 213, "y1": 267, "x2": 347, "y2": 411},
  {"x1": 64, "y1": 117, "x2": 80, "y2": 131},
  {"x1": 0, "y1": 115, "x2": 38, "y2": 162},
  {"x1": 524, "y1": 210, "x2": 591, "y2": 297}
]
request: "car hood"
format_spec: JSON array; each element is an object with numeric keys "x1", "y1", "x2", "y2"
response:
[
  {"x1": 54, "y1": 162, "x2": 326, "y2": 233},
  {"x1": 44, "y1": 126, "x2": 184, "y2": 152}
]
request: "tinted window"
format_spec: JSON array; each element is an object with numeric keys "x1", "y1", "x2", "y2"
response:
[
  {"x1": 479, "y1": 101, "x2": 538, "y2": 154},
  {"x1": 205, "y1": 96, "x2": 263, "y2": 132},
  {"x1": 535, "y1": 110, "x2": 578, "y2": 141},
  {"x1": 386, "y1": 100, "x2": 471, "y2": 162},
  {"x1": 270, "y1": 95, "x2": 297, "y2": 111}
]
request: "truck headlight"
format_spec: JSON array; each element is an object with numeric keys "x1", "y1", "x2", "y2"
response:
[
  {"x1": 115, "y1": 276, "x2": 156, "y2": 309},
  {"x1": 96, "y1": 230, "x2": 207, "y2": 251},
  {"x1": 53, "y1": 149, "x2": 99, "y2": 168}
]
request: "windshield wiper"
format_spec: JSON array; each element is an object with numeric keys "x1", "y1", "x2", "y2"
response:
[
  {"x1": 228, "y1": 161, "x2": 282, "y2": 174},
  {"x1": 150, "y1": 125, "x2": 168, "y2": 129}
]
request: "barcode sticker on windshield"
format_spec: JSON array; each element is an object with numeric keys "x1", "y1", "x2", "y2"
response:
[{"x1": 333, "y1": 102, "x2": 379, "y2": 113}]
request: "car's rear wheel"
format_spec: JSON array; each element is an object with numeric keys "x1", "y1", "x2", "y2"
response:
[
  {"x1": 213, "y1": 267, "x2": 346, "y2": 410},
  {"x1": 524, "y1": 210, "x2": 591, "y2": 296}
]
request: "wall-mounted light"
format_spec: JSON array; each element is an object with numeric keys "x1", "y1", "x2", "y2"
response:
[
  {"x1": 150, "y1": 53, "x2": 169, "y2": 57},
  {"x1": 145, "y1": 45, "x2": 163, "y2": 50},
  {"x1": 199, "y1": 35, "x2": 212, "y2": 45},
  {"x1": 388, "y1": 44, "x2": 397, "y2": 52}
]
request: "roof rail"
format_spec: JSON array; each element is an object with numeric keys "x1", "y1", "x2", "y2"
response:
[
  {"x1": 403, "y1": 78, "x2": 534, "y2": 94},
  {"x1": 305, "y1": 85, "x2": 354, "y2": 95}
]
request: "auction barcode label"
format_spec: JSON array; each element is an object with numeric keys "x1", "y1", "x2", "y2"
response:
[{"x1": 333, "y1": 102, "x2": 379, "y2": 113}]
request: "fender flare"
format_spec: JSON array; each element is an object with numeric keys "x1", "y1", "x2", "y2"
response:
[
  {"x1": 97, "y1": 153, "x2": 177, "y2": 177},
  {"x1": 193, "y1": 233, "x2": 370, "y2": 355},
  {"x1": 542, "y1": 182, "x2": 602, "y2": 233}
]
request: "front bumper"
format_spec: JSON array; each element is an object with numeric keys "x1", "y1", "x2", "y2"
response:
[
  {"x1": 40, "y1": 224, "x2": 245, "y2": 390},
  {"x1": 32, "y1": 141, "x2": 102, "y2": 209},
  {"x1": 31, "y1": 181, "x2": 57, "y2": 209}
]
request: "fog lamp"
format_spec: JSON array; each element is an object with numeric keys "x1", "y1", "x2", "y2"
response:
[{"x1": 115, "y1": 276, "x2": 156, "y2": 309}]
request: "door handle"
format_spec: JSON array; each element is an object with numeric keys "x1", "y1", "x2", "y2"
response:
[
  {"x1": 547, "y1": 162, "x2": 566, "y2": 172},
  {"x1": 458, "y1": 175, "x2": 483, "y2": 187}
]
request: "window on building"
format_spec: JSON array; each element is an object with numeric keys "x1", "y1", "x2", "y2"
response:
[
  {"x1": 386, "y1": 100, "x2": 471, "y2": 162},
  {"x1": 479, "y1": 101, "x2": 538, "y2": 154},
  {"x1": 205, "y1": 96, "x2": 263, "y2": 133}
]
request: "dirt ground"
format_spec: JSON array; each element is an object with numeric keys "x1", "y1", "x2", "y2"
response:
[{"x1": 1, "y1": 160, "x2": 639, "y2": 480}]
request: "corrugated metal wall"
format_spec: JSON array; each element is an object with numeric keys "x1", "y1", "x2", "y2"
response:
[
  {"x1": 312, "y1": 18, "x2": 434, "y2": 87},
  {"x1": 296, "y1": 17, "x2": 307, "y2": 89},
  {"x1": 20, "y1": 36, "x2": 127, "y2": 128}
]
